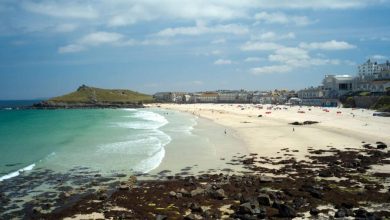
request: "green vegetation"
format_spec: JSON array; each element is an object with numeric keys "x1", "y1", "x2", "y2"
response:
[
  {"x1": 371, "y1": 96, "x2": 390, "y2": 112},
  {"x1": 49, "y1": 85, "x2": 154, "y2": 104},
  {"x1": 343, "y1": 96, "x2": 356, "y2": 108}
]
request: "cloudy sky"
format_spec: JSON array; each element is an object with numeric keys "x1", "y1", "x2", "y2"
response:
[{"x1": 0, "y1": 0, "x2": 389, "y2": 99}]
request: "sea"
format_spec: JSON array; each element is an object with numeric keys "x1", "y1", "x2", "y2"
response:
[
  {"x1": 0, "y1": 101, "x2": 246, "y2": 217},
  {"x1": 0, "y1": 105, "x2": 177, "y2": 180}
]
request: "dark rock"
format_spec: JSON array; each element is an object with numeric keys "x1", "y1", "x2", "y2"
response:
[
  {"x1": 278, "y1": 204, "x2": 296, "y2": 218},
  {"x1": 176, "y1": 192, "x2": 183, "y2": 199},
  {"x1": 259, "y1": 176, "x2": 273, "y2": 183},
  {"x1": 168, "y1": 191, "x2": 176, "y2": 197},
  {"x1": 179, "y1": 188, "x2": 190, "y2": 197},
  {"x1": 188, "y1": 202, "x2": 203, "y2": 213},
  {"x1": 209, "y1": 188, "x2": 226, "y2": 200},
  {"x1": 257, "y1": 194, "x2": 271, "y2": 206},
  {"x1": 155, "y1": 214, "x2": 167, "y2": 220},
  {"x1": 233, "y1": 192, "x2": 243, "y2": 200},
  {"x1": 184, "y1": 213, "x2": 202, "y2": 220},
  {"x1": 292, "y1": 197, "x2": 306, "y2": 209},
  {"x1": 190, "y1": 187, "x2": 205, "y2": 197},
  {"x1": 33, "y1": 207, "x2": 42, "y2": 213},
  {"x1": 354, "y1": 208, "x2": 368, "y2": 218},
  {"x1": 310, "y1": 208, "x2": 319, "y2": 216},
  {"x1": 238, "y1": 202, "x2": 256, "y2": 214},
  {"x1": 335, "y1": 209, "x2": 346, "y2": 218},
  {"x1": 318, "y1": 169, "x2": 333, "y2": 177},
  {"x1": 301, "y1": 185, "x2": 323, "y2": 199},
  {"x1": 377, "y1": 142, "x2": 387, "y2": 149},
  {"x1": 118, "y1": 184, "x2": 129, "y2": 190}
]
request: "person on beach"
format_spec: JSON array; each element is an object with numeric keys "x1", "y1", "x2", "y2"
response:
[{"x1": 224, "y1": 129, "x2": 227, "y2": 134}]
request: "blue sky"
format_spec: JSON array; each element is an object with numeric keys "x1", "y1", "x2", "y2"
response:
[{"x1": 0, "y1": 0, "x2": 389, "y2": 99}]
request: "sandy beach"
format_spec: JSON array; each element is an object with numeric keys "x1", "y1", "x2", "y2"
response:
[{"x1": 149, "y1": 103, "x2": 390, "y2": 162}]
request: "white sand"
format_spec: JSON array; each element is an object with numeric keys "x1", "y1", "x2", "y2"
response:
[{"x1": 148, "y1": 104, "x2": 390, "y2": 161}]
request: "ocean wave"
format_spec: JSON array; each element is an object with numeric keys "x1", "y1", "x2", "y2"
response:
[
  {"x1": 134, "y1": 145, "x2": 166, "y2": 173},
  {"x1": 0, "y1": 163, "x2": 35, "y2": 182},
  {"x1": 122, "y1": 108, "x2": 137, "y2": 112},
  {"x1": 97, "y1": 134, "x2": 171, "y2": 156},
  {"x1": 116, "y1": 110, "x2": 168, "y2": 130}
]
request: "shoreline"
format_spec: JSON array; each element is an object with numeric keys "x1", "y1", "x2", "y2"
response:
[
  {"x1": 148, "y1": 103, "x2": 390, "y2": 162},
  {"x1": 148, "y1": 108, "x2": 250, "y2": 178},
  {"x1": 1, "y1": 104, "x2": 390, "y2": 219}
]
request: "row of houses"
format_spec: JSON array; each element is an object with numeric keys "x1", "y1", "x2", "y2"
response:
[
  {"x1": 154, "y1": 90, "x2": 296, "y2": 104},
  {"x1": 297, "y1": 59, "x2": 390, "y2": 104}
]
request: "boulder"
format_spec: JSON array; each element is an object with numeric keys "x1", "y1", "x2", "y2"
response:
[
  {"x1": 238, "y1": 202, "x2": 256, "y2": 215},
  {"x1": 310, "y1": 208, "x2": 319, "y2": 216},
  {"x1": 257, "y1": 194, "x2": 271, "y2": 206},
  {"x1": 168, "y1": 191, "x2": 176, "y2": 197},
  {"x1": 155, "y1": 214, "x2": 167, "y2": 220},
  {"x1": 190, "y1": 187, "x2": 205, "y2": 197},
  {"x1": 318, "y1": 169, "x2": 333, "y2": 177},
  {"x1": 376, "y1": 142, "x2": 387, "y2": 149},
  {"x1": 179, "y1": 188, "x2": 190, "y2": 197},
  {"x1": 209, "y1": 189, "x2": 226, "y2": 200},
  {"x1": 259, "y1": 176, "x2": 273, "y2": 183},
  {"x1": 184, "y1": 213, "x2": 203, "y2": 220},
  {"x1": 335, "y1": 209, "x2": 346, "y2": 218},
  {"x1": 188, "y1": 202, "x2": 203, "y2": 213},
  {"x1": 278, "y1": 204, "x2": 296, "y2": 218},
  {"x1": 118, "y1": 184, "x2": 129, "y2": 190}
]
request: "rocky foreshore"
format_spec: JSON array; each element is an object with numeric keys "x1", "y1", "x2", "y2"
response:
[{"x1": 2, "y1": 141, "x2": 389, "y2": 219}]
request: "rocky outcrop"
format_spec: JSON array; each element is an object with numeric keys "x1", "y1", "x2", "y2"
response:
[{"x1": 31, "y1": 101, "x2": 145, "y2": 109}]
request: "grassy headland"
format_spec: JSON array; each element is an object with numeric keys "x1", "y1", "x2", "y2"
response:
[{"x1": 34, "y1": 85, "x2": 154, "y2": 108}]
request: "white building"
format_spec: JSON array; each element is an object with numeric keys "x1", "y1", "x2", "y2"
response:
[
  {"x1": 322, "y1": 75, "x2": 353, "y2": 98},
  {"x1": 218, "y1": 92, "x2": 237, "y2": 102},
  {"x1": 358, "y1": 59, "x2": 382, "y2": 77},
  {"x1": 197, "y1": 92, "x2": 219, "y2": 103},
  {"x1": 298, "y1": 87, "x2": 324, "y2": 99}
]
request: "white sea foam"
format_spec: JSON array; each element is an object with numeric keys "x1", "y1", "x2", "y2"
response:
[
  {"x1": 0, "y1": 163, "x2": 35, "y2": 182},
  {"x1": 107, "y1": 110, "x2": 171, "y2": 173},
  {"x1": 134, "y1": 144, "x2": 166, "y2": 173},
  {"x1": 116, "y1": 110, "x2": 168, "y2": 130}
]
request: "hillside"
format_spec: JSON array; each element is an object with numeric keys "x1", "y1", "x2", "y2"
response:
[{"x1": 34, "y1": 85, "x2": 154, "y2": 108}]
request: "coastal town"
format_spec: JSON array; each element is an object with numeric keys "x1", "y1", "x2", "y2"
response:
[{"x1": 154, "y1": 59, "x2": 390, "y2": 109}]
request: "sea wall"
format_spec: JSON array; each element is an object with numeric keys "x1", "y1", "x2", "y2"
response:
[{"x1": 353, "y1": 96, "x2": 380, "y2": 108}]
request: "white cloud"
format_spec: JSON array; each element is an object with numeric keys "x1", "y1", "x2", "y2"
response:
[
  {"x1": 211, "y1": 38, "x2": 226, "y2": 44},
  {"x1": 299, "y1": 40, "x2": 356, "y2": 50},
  {"x1": 241, "y1": 42, "x2": 283, "y2": 51},
  {"x1": 244, "y1": 57, "x2": 263, "y2": 62},
  {"x1": 249, "y1": 45, "x2": 352, "y2": 75},
  {"x1": 370, "y1": 54, "x2": 388, "y2": 60},
  {"x1": 22, "y1": 1, "x2": 98, "y2": 19},
  {"x1": 252, "y1": 32, "x2": 295, "y2": 41},
  {"x1": 268, "y1": 47, "x2": 310, "y2": 65},
  {"x1": 78, "y1": 32, "x2": 124, "y2": 46},
  {"x1": 254, "y1": 12, "x2": 312, "y2": 26},
  {"x1": 251, "y1": 65, "x2": 291, "y2": 75},
  {"x1": 156, "y1": 22, "x2": 248, "y2": 37},
  {"x1": 58, "y1": 31, "x2": 169, "y2": 53},
  {"x1": 254, "y1": 0, "x2": 387, "y2": 9},
  {"x1": 214, "y1": 59, "x2": 232, "y2": 65},
  {"x1": 54, "y1": 23, "x2": 78, "y2": 33},
  {"x1": 58, "y1": 44, "x2": 85, "y2": 53}
]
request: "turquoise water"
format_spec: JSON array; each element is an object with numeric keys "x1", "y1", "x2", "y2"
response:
[{"x1": 0, "y1": 108, "x2": 174, "y2": 180}]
